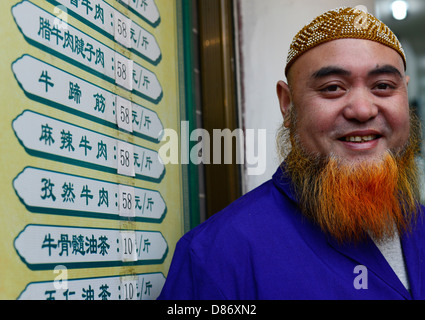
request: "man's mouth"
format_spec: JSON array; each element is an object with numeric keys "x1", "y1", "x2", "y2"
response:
[{"x1": 342, "y1": 135, "x2": 379, "y2": 143}]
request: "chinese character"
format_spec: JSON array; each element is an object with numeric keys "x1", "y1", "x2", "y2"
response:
[
  {"x1": 51, "y1": 25, "x2": 63, "y2": 45},
  {"x1": 82, "y1": 285, "x2": 95, "y2": 300},
  {"x1": 60, "y1": 130, "x2": 75, "y2": 152},
  {"x1": 132, "y1": 110, "x2": 139, "y2": 126},
  {"x1": 61, "y1": 182, "x2": 75, "y2": 203},
  {"x1": 97, "y1": 188, "x2": 109, "y2": 207},
  {"x1": 144, "y1": 281, "x2": 152, "y2": 296},
  {"x1": 98, "y1": 236, "x2": 110, "y2": 256},
  {"x1": 38, "y1": 17, "x2": 51, "y2": 41},
  {"x1": 80, "y1": 185, "x2": 93, "y2": 205},
  {"x1": 143, "y1": 238, "x2": 151, "y2": 253},
  {"x1": 93, "y1": 93, "x2": 105, "y2": 113},
  {"x1": 63, "y1": 289, "x2": 76, "y2": 300},
  {"x1": 41, "y1": 234, "x2": 57, "y2": 256},
  {"x1": 39, "y1": 71, "x2": 54, "y2": 92},
  {"x1": 141, "y1": 36, "x2": 149, "y2": 50},
  {"x1": 70, "y1": 0, "x2": 79, "y2": 8},
  {"x1": 96, "y1": 140, "x2": 107, "y2": 160},
  {"x1": 140, "y1": 0, "x2": 148, "y2": 11},
  {"x1": 68, "y1": 82, "x2": 82, "y2": 104},
  {"x1": 98, "y1": 284, "x2": 111, "y2": 300},
  {"x1": 41, "y1": 178, "x2": 56, "y2": 201},
  {"x1": 135, "y1": 195, "x2": 143, "y2": 210},
  {"x1": 85, "y1": 235, "x2": 97, "y2": 254},
  {"x1": 79, "y1": 135, "x2": 92, "y2": 156},
  {"x1": 74, "y1": 36, "x2": 86, "y2": 58},
  {"x1": 95, "y1": 48, "x2": 104, "y2": 67},
  {"x1": 40, "y1": 123, "x2": 55, "y2": 145},
  {"x1": 94, "y1": 4, "x2": 104, "y2": 24},
  {"x1": 146, "y1": 198, "x2": 154, "y2": 211},
  {"x1": 130, "y1": 28, "x2": 137, "y2": 45},
  {"x1": 84, "y1": 43, "x2": 95, "y2": 62},
  {"x1": 44, "y1": 290, "x2": 56, "y2": 300},
  {"x1": 58, "y1": 234, "x2": 72, "y2": 256},
  {"x1": 144, "y1": 116, "x2": 151, "y2": 130},
  {"x1": 63, "y1": 30, "x2": 74, "y2": 51},
  {"x1": 72, "y1": 234, "x2": 86, "y2": 255},
  {"x1": 134, "y1": 153, "x2": 141, "y2": 168},
  {"x1": 81, "y1": 0, "x2": 93, "y2": 15},
  {"x1": 142, "y1": 76, "x2": 150, "y2": 90},
  {"x1": 145, "y1": 156, "x2": 152, "y2": 170}
]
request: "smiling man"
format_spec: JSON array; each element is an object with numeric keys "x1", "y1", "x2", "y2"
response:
[{"x1": 158, "y1": 7, "x2": 425, "y2": 300}]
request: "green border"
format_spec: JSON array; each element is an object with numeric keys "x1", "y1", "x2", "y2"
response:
[{"x1": 178, "y1": 0, "x2": 200, "y2": 231}]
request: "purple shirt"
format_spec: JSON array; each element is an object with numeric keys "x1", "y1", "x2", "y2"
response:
[{"x1": 158, "y1": 166, "x2": 425, "y2": 299}]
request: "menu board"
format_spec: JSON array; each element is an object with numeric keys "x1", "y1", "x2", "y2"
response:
[{"x1": 0, "y1": 0, "x2": 189, "y2": 300}]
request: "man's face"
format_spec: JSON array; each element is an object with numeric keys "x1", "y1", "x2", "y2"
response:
[{"x1": 279, "y1": 39, "x2": 410, "y2": 162}]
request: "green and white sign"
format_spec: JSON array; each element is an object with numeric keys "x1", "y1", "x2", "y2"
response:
[
  {"x1": 12, "y1": 0, "x2": 163, "y2": 102},
  {"x1": 19, "y1": 273, "x2": 166, "y2": 300},
  {"x1": 13, "y1": 167, "x2": 167, "y2": 221},
  {"x1": 14, "y1": 224, "x2": 168, "y2": 269},
  {"x1": 13, "y1": 55, "x2": 164, "y2": 141},
  {"x1": 12, "y1": 110, "x2": 165, "y2": 181}
]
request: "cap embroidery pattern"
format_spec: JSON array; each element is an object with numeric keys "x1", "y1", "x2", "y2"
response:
[{"x1": 285, "y1": 7, "x2": 406, "y2": 75}]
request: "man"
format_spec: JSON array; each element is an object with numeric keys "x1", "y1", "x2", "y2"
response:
[{"x1": 158, "y1": 7, "x2": 425, "y2": 299}]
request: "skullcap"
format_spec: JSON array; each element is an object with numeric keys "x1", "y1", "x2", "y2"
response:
[{"x1": 285, "y1": 6, "x2": 406, "y2": 76}]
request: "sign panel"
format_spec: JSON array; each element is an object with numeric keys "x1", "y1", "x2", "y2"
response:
[
  {"x1": 0, "y1": 0, "x2": 188, "y2": 300},
  {"x1": 12, "y1": 54, "x2": 164, "y2": 141},
  {"x1": 14, "y1": 225, "x2": 168, "y2": 269},
  {"x1": 12, "y1": 0, "x2": 163, "y2": 103},
  {"x1": 19, "y1": 273, "x2": 166, "y2": 300},
  {"x1": 14, "y1": 167, "x2": 167, "y2": 221}
]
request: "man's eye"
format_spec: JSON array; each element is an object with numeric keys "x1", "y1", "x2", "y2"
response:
[
  {"x1": 374, "y1": 83, "x2": 394, "y2": 90},
  {"x1": 322, "y1": 85, "x2": 340, "y2": 92}
]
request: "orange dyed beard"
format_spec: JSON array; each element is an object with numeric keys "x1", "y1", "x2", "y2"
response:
[{"x1": 282, "y1": 116, "x2": 421, "y2": 244}]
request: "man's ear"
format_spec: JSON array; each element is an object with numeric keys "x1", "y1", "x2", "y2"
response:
[{"x1": 276, "y1": 80, "x2": 292, "y2": 128}]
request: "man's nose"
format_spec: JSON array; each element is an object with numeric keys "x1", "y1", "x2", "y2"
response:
[{"x1": 342, "y1": 89, "x2": 378, "y2": 122}]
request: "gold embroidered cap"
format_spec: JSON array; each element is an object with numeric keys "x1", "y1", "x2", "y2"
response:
[{"x1": 285, "y1": 6, "x2": 406, "y2": 76}]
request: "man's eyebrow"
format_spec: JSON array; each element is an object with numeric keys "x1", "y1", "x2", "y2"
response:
[
  {"x1": 311, "y1": 66, "x2": 351, "y2": 79},
  {"x1": 368, "y1": 65, "x2": 402, "y2": 78}
]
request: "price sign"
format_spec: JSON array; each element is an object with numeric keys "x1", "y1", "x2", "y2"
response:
[
  {"x1": 117, "y1": 141, "x2": 135, "y2": 177},
  {"x1": 113, "y1": 11, "x2": 132, "y2": 48},
  {"x1": 114, "y1": 53, "x2": 133, "y2": 91},
  {"x1": 115, "y1": 95, "x2": 133, "y2": 132},
  {"x1": 118, "y1": 184, "x2": 136, "y2": 217},
  {"x1": 120, "y1": 231, "x2": 138, "y2": 262}
]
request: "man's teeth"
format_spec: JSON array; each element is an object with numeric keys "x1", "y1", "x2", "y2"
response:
[{"x1": 344, "y1": 135, "x2": 376, "y2": 143}]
